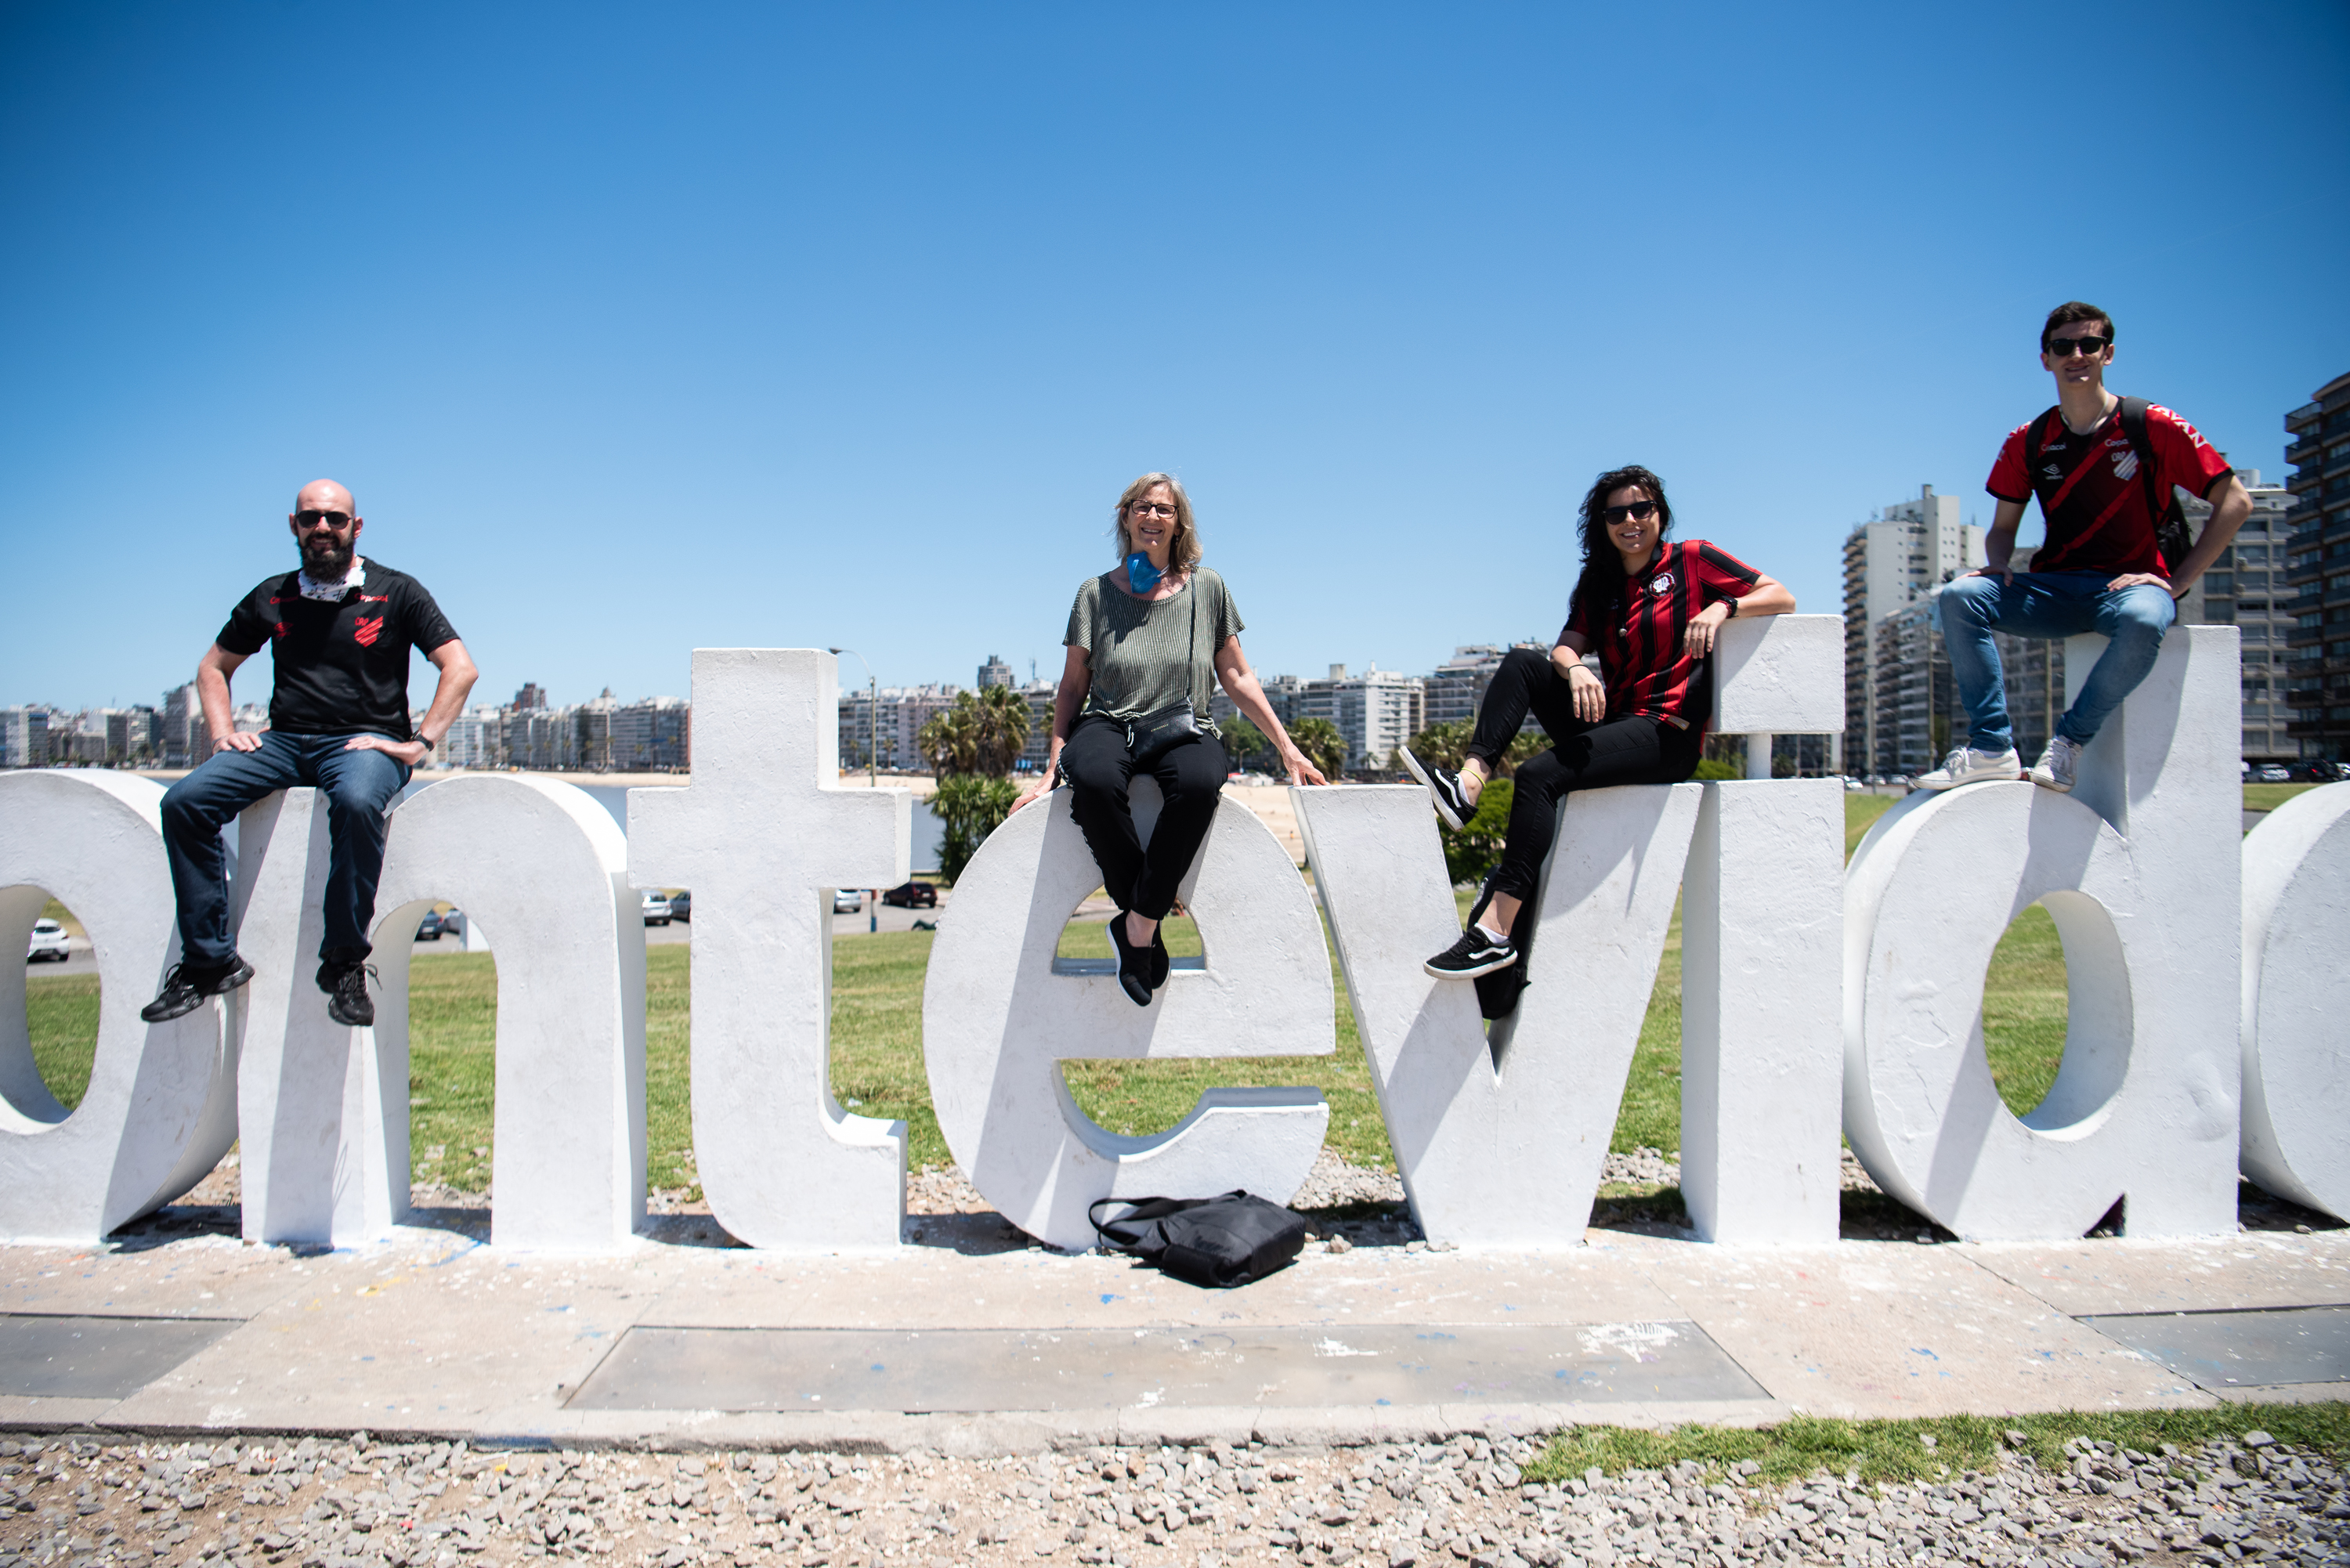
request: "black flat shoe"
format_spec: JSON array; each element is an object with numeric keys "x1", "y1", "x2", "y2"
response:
[
  {"x1": 1107, "y1": 914, "x2": 1152, "y2": 1008},
  {"x1": 1149, "y1": 928, "x2": 1170, "y2": 991}
]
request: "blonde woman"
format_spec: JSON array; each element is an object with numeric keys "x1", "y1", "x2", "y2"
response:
[{"x1": 1013, "y1": 473, "x2": 1327, "y2": 1006}]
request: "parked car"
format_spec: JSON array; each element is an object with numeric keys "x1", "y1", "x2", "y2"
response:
[
  {"x1": 666, "y1": 889, "x2": 690, "y2": 922},
  {"x1": 642, "y1": 891, "x2": 672, "y2": 926},
  {"x1": 416, "y1": 909, "x2": 450, "y2": 941},
  {"x1": 2303, "y1": 761, "x2": 2346, "y2": 782},
  {"x1": 26, "y1": 919, "x2": 70, "y2": 963},
  {"x1": 2254, "y1": 764, "x2": 2293, "y2": 783},
  {"x1": 881, "y1": 880, "x2": 938, "y2": 909},
  {"x1": 1843, "y1": 776, "x2": 1866, "y2": 791},
  {"x1": 832, "y1": 887, "x2": 864, "y2": 914}
]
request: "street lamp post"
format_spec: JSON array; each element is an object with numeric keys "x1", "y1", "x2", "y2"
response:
[{"x1": 830, "y1": 647, "x2": 880, "y2": 933}]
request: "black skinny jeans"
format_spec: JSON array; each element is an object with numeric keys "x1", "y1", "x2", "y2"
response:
[
  {"x1": 1061, "y1": 714, "x2": 1228, "y2": 920},
  {"x1": 1467, "y1": 647, "x2": 1704, "y2": 902}
]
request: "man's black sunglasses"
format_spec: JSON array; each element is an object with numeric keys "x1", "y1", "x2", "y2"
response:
[
  {"x1": 295, "y1": 509, "x2": 354, "y2": 529},
  {"x1": 2048, "y1": 334, "x2": 2113, "y2": 358},
  {"x1": 1600, "y1": 500, "x2": 1660, "y2": 524}
]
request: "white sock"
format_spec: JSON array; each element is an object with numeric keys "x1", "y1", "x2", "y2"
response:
[{"x1": 1476, "y1": 922, "x2": 1510, "y2": 946}]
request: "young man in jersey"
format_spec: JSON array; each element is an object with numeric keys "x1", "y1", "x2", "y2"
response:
[
  {"x1": 141, "y1": 479, "x2": 478, "y2": 1027},
  {"x1": 1916, "y1": 302, "x2": 2247, "y2": 794}
]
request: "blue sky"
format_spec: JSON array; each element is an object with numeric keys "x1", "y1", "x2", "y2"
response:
[{"x1": 5, "y1": 2, "x2": 2346, "y2": 714}]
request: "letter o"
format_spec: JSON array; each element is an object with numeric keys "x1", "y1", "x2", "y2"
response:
[{"x1": 2241, "y1": 783, "x2": 2350, "y2": 1219}]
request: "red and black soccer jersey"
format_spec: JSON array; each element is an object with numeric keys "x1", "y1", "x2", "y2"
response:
[
  {"x1": 1561, "y1": 539, "x2": 1761, "y2": 730},
  {"x1": 1986, "y1": 399, "x2": 2232, "y2": 576},
  {"x1": 216, "y1": 560, "x2": 460, "y2": 741}
]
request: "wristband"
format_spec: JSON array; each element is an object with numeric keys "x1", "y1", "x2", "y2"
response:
[
  {"x1": 1724, "y1": 597, "x2": 1738, "y2": 619},
  {"x1": 418, "y1": 734, "x2": 436, "y2": 752}
]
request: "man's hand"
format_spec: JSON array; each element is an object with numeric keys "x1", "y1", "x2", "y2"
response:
[
  {"x1": 1282, "y1": 748, "x2": 1329, "y2": 788},
  {"x1": 1010, "y1": 774, "x2": 1057, "y2": 814},
  {"x1": 213, "y1": 732, "x2": 263, "y2": 754},
  {"x1": 344, "y1": 733, "x2": 429, "y2": 766},
  {"x1": 1567, "y1": 663, "x2": 1606, "y2": 723},
  {"x1": 1683, "y1": 602, "x2": 1731, "y2": 658},
  {"x1": 2106, "y1": 571, "x2": 2174, "y2": 595},
  {"x1": 1969, "y1": 563, "x2": 2018, "y2": 585}
]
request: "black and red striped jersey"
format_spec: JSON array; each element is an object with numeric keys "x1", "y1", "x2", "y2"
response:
[
  {"x1": 1561, "y1": 539, "x2": 1762, "y2": 729},
  {"x1": 1987, "y1": 399, "x2": 2231, "y2": 576}
]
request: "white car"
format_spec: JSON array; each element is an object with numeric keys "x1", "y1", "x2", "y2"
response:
[
  {"x1": 833, "y1": 887, "x2": 864, "y2": 914},
  {"x1": 27, "y1": 919, "x2": 70, "y2": 963},
  {"x1": 642, "y1": 892, "x2": 672, "y2": 926}
]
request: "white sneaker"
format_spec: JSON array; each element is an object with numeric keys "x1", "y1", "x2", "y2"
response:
[
  {"x1": 1912, "y1": 746, "x2": 2023, "y2": 791},
  {"x1": 2029, "y1": 735, "x2": 2081, "y2": 793}
]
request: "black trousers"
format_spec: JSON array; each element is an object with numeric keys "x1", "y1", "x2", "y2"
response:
[
  {"x1": 1467, "y1": 647, "x2": 1704, "y2": 902},
  {"x1": 1061, "y1": 714, "x2": 1228, "y2": 920}
]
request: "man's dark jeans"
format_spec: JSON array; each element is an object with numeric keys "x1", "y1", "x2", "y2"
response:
[{"x1": 161, "y1": 732, "x2": 411, "y2": 968}]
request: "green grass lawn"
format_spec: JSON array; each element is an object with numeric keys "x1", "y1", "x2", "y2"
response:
[{"x1": 17, "y1": 794, "x2": 2088, "y2": 1192}]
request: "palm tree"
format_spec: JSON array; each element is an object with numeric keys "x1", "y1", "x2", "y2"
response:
[{"x1": 920, "y1": 686, "x2": 1032, "y2": 779}]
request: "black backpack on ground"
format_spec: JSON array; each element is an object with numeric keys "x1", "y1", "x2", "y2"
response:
[
  {"x1": 1088, "y1": 1190, "x2": 1308, "y2": 1288},
  {"x1": 2022, "y1": 396, "x2": 2194, "y2": 574}
]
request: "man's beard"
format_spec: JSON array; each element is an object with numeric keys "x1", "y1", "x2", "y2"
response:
[{"x1": 302, "y1": 534, "x2": 355, "y2": 580}]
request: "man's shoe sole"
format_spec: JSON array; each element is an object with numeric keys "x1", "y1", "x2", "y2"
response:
[
  {"x1": 328, "y1": 993, "x2": 375, "y2": 1027},
  {"x1": 1424, "y1": 952, "x2": 1515, "y2": 981},
  {"x1": 139, "y1": 958, "x2": 255, "y2": 1024},
  {"x1": 1399, "y1": 747, "x2": 1468, "y2": 831},
  {"x1": 139, "y1": 993, "x2": 204, "y2": 1024},
  {"x1": 2028, "y1": 771, "x2": 2075, "y2": 793}
]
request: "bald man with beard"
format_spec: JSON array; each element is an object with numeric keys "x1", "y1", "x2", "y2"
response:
[{"x1": 143, "y1": 480, "x2": 479, "y2": 1027}]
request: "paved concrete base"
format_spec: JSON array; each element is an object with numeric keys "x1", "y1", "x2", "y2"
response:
[{"x1": 0, "y1": 1222, "x2": 2343, "y2": 1450}]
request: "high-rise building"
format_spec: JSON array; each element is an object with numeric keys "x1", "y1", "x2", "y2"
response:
[
  {"x1": 611, "y1": 696, "x2": 689, "y2": 771},
  {"x1": 1017, "y1": 681, "x2": 1058, "y2": 771},
  {"x1": 159, "y1": 683, "x2": 209, "y2": 767},
  {"x1": 1844, "y1": 486, "x2": 1986, "y2": 776},
  {"x1": 976, "y1": 654, "x2": 1014, "y2": 690},
  {"x1": 2284, "y1": 373, "x2": 2350, "y2": 761},
  {"x1": 2175, "y1": 469, "x2": 2298, "y2": 764},
  {"x1": 1286, "y1": 663, "x2": 1422, "y2": 771},
  {"x1": 512, "y1": 682, "x2": 549, "y2": 712},
  {"x1": 0, "y1": 707, "x2": 49, "y2": 768},
  {"x1": 436, "y1": 706, "x2": 506, "y2": 771}
]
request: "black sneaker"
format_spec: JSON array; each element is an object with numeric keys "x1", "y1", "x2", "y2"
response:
[
  {"x1": 1106, "y1": 916, "x2": 1152, "y2": 1009},
  {"x1": 324, "y1": 961, "x2": 378, "y2": 1027},
  {"x1": 1148, "y1": 927, "x2": 1170, "y2": 991},
  {"x1": 1423, "y1": 925, "x2": 1517, "y2": 981},
  {"x1": 139, "y1": 956, "x2": 255, "y2": 1023},
  {"x1": 1400, "y1": 746, "x2": 1477, "y2": 831}
]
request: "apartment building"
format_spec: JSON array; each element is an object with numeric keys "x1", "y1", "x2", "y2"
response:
[
  {"x1": 1843, "y1": 486, "x2": 1985, "y2": 776},
  {"x1": 2284, "y1": 372, "x2": 2350, "y2": 761}
]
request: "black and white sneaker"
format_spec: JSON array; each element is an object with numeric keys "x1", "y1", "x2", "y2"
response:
[
  {"x1": 139, "y1": 956, "x2": 255, "y2": 1023},
  {"x1": 323, "y1": 961, "x2": 378, "y2": 1028},
  {"x1": 1423, "y1": 925, "x2": 1517, "y2": 981},
  {"x1": 1400, "y1": 746, "x2": 1477, "y2": 831}
]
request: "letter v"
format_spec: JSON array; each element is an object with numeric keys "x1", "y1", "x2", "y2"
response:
[{"x1": 1294, "y1": 782, "x2": 1700, "y2": 1247}]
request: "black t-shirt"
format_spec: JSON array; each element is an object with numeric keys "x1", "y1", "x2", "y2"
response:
[{"x1": 215, "y1": 560, "x2": 460, "y2": 740}]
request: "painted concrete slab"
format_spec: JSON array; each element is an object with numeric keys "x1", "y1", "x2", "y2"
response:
[
  {"x1": 1622, "y1": 1232, "x2": 2211, "y2": 1417},
  {"x1": 567, "y1": 1321, "x2": 1766, "y2": 1414},
  {"x1": 0, "y1": 1236, "x2": 309, "y2": 1321},
  {"x1": 2081, "y1": 1306, "x2": 2350, "y2": 1391},
  {"x1": 0, "y1": 1313, "x2": 239, "y2": 1397},
  {"x1": 1961, "y1": 1233, "x2": 2350, "y2": 1316}
]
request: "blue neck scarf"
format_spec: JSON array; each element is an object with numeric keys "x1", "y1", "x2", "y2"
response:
[{"x1": 1125, "y1": 551, "x2": 1165, "y2": 594}]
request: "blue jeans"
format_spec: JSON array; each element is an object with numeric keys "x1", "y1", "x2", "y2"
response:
[
  {"x1": 1936, "y1": 572, "x2": 2176, "y2": 753},
  {"x1": 160, "y1": 731, "x2": 411, "y2": 968}
]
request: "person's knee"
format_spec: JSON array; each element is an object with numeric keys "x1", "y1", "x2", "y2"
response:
[
  {"x1": 2112, "y1": 588, "x2": 2175, "y2": 645},
  {"x1": 1500, "y1": 646, "x2": 1549, "y2": 680},
  {"x1": 160, "y1": 776, "x2": 204, "y2": 830},
  {"x1": 1939, "y1": 574, "x2": 1998, "y2": 627}
]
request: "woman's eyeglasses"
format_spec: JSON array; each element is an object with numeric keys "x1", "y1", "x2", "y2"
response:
[
  {"x1": 1600, "y1": 500, "x2": 1659, "y2": 525},
  {"x1": 1128, "y1": 502, "x2": 1177, "y2": 519}
]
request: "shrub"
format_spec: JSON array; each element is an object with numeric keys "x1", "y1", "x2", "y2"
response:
[
  {"x1": 1437, "y1": 777, "x2": 1513, "y2": 887},
  {"x1": 933, "y1": 773, "x2": 1018, "y2": 885}
]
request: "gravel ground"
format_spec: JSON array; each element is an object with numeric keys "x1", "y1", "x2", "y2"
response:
[{"x1": 3, "y1": 1425, "x2": 2344, "y2": 1568}]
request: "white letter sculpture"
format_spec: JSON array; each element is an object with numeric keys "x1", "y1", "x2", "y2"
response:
[
  {"x1": 1682, "y1": 615, "x2": 1846, "y2": 1243},
  {"x1": 0, "y1": 772, "x2": 237, "y2": 1243},
  {"x1": 924, "y1": 781, "x2": 1333, "y2": 1252},
  {"x1": 2240, "y1": 782, "x2": 2350, "y2": 1221},
  {"x1": 1844, "y1": 626, "x2": 2241, "y2": 1239},
  {"x1": 630, "y1": 650, "x2": 911, "y2": 1250},
  {"x1": 233, "y1": 778, "x2": 648, "y2": 1251},
  {"x1": 1295, "y1": 615, "x2": 1845, "y2": 1247}
]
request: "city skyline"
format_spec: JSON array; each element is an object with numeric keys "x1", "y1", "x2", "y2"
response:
[{"x1": 4, "y1": 5, "x2": 2344, "y2": 713}]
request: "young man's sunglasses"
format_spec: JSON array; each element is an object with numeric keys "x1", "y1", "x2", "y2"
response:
[
  {"x1": 2047, "y1": 334, "x2": 2113, "y2": 358},
  {"x1": 1600, "y1": 500, "x2": 1660, "y2": 524},
  {"x1": 295, "y1": 509, "x2": 355, "y2": 529}
]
